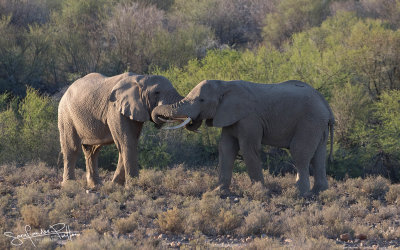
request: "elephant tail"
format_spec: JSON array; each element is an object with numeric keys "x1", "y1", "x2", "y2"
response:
[{"x1": 328, "y1": 119, "x2": 335, "y2": 163}]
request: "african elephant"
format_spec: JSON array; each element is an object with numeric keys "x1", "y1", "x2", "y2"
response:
[
  {"x1": 151, "y1": 80, "x2": 335, "y2": 195},
  {"x1": 58, "y1": 72, "x2": 183, "y2": 188}
]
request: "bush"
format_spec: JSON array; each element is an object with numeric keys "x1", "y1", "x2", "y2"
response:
[
  {"x1": 0, "y1": 89, "x2": 59, "y2": 165},
  {"x1": 20, "y1": 204, "x2": 49, "y2": 228},
  {"x1": 157, "y1": 207, "x2": 185, "y2": 233},
  {"x1": 114, "y1": 212, "x2": 140, "y2": 234}
]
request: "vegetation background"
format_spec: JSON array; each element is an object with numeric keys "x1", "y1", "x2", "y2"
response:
[
  {"x1": 0, "y1": 0, "x2": 400, "y2": 248},
  {"x1": 0, "y1": 0, "x2": 399, "y2": 181}
]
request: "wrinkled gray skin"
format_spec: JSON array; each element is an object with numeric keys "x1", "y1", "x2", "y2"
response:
[
  {"x1": 152, "y1": 80, "x2": 335, "y2": 195},
  {"x1": 58, "y1": 72, "x2": 183, "y2": 188}
]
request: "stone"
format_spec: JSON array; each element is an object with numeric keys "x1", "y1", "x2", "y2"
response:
[
  {"x1": 355, "y1": 233, "x2": 367, "y2": 240},
  {"x1": 284, "y1": 238, "x2": 293, "y2": 244},
  {"x1": 340, "y1": 233, "x2": 351, "y2": 242}
]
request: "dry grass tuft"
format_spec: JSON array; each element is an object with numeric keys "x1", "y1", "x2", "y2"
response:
[
  {"x1": 20, "y1": 204, "x2": 49, "y2": 228},
  {"x1": 157, "y1": 207, "x2": 185, "y2": 233},
  {"x1": 114, "y1": 212, "x2": 140, "y2": 234}
]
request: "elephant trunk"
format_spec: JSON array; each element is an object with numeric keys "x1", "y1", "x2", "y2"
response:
[{"x1": 152, "y1": 104, "x2": 176, "y2": 124}]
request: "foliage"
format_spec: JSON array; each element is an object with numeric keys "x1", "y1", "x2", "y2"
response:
[
  {"x1": 0, "y1": 89, "x2": 59, "y2": 165},
  {"x1": 263, "y1": 0, "x2": 330, "y2": 47},
  {"x1": 172, "y1": 0, "x2": 274, "y2": 46},
  {"x1": 0, "y1": 1, "x2": 399, "y2": 181}
]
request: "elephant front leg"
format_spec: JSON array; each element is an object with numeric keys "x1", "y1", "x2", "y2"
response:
[
  {"x1": 108, "y1": 113, "x2": 143, "y2": 187},
  {"x1": 82, "y1": 144, "x2": 102, "y2": 189},
  {"x1": 217, "y1": 129, "x2": 239, "y2": 194},
  {"x1": 112, "y1": 139, "x2": 140, "y2": 187},
  {"x1": 122, "y1": 139, "x2": 140, "y2": 186},
  {"x1": 240, "y1": 141, "x2": 265, "y2": 185},
  {"x1": 111, "y1": 156, "x2": 125, "y2": 185}
]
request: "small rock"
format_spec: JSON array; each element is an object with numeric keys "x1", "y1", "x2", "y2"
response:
[
  {"x1": 158, "y1": 234, "x2": 165, "y2": 239},
  {"x1": 176, "y1": 242, "x2": 182, "y2": 247},
  {"x1": 284, "y1": 238, "x2": 293, "y2": 244},
  {"x1": 246, "y1": 236, "x2": 252, "y2": 242},
  {"x1": 355, "y1": 233, "x2": 367, "y2": 240},
  {"x1": 86, "y1": 190, "x2": 90, "y2": 194},
  {"x1": 340, "y1": 233, "x2": 351, "y2": 242},
  {"x1": 227, "y1": 234, "x2": 231, "y2": 239},
  {"x1": 233, "y1": 198, "x2": 239, "y2": 203}
]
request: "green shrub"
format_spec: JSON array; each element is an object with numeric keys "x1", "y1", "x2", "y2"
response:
[{"x1": 0, "y1": 88, "x2": 59, "y2": 166}]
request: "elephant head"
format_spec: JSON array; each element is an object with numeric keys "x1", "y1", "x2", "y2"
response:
[
  {"x1": 151, "y1": 80, "x2": 252, "y2": 129},
  {"x1": 110, "y1": 74, "x2": 184, "y2": 126}
]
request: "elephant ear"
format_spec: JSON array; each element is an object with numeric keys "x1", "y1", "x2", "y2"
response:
[
  {"x1": 110, "y1": 78, "x2": 149, "y2": 122},
  {"x1": 212, "y1": 88, "x2": 251, "y2": 127}
]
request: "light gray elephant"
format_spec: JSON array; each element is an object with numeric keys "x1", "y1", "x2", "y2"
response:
[
  {"x1": 58, "y1": 72, "x2": 183, "y2": 188},
  {"x1": 151, "y1": 80, "x2": 335, "y2": 195}
]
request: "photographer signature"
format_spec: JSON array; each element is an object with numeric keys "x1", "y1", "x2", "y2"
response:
[{"x1": 4, "y1": 223, "x2": 80, "y2": 247}]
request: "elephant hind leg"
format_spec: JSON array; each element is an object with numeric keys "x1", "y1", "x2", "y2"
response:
[
  {"x1": 59, "y1": 122, "x2": 81, "y2": 186},
  {"x1": 290, "y1": 126, "x2": 322, "y2": 195},
  {"x1": 82, "y1": 144, "x2": 102, "y2": 189},
  {"x1": 310, "y1": 130, "x2": 329, "y2": 193}
]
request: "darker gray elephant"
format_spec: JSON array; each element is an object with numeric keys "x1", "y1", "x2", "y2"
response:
[
  {"x1": 152, "y1": 80, "x2": 335, "y2": 195},
  {"x1": 58, "y1": 72, "x2": 183, "y2": 188}
]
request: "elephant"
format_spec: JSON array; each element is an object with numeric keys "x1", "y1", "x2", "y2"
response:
[
  {"x1": 151, "y1": 79, "x2": 335, "y2": 195},
  {"x1": 58, "y1": 72, "x2": 183, "y2": 188}
]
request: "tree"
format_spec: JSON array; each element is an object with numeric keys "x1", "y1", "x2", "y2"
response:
[{"x1": 263, "y1": 0, "x2": 330, "y2": 47}]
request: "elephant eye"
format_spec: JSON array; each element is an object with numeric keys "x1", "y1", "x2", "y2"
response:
[
  {"x1": 155, "y1": 91, "x2": 160, "y2": 95},
  {"x1": 199, "y1": 98, "x2": 204, "y2": 102}
]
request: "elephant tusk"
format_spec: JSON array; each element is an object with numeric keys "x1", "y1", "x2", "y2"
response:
[
  {"x1": 158, "y1": 117, "x2": 176, "y2": 123},
  {"x1": 158, "y1": 117, "x2": 189, "y2": 123},
  {"x1": 162, "y1": 117, "x2": 192, "y2": 130}
]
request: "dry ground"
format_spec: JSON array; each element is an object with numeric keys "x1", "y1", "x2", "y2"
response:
[{"x1": 0, "y1": 163, "x2": 400, "y2": 249}]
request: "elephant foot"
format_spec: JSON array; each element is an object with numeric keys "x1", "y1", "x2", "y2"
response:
[
  {"x1": 311, "y1": 183, "x2": 328, "y2": 194},
  {"x1": 111, "y1": 176, "x2": 125, "y2": 186},
  {"x1": 86, "y1": 178, "x2": 102, "y2": 190},
  {"x1": 300, "y1": 191, "x2": 314, "y2": 198},
  {"x1": 60, "y1": 179, "x2": 75, "y2": 188},
  {"x1": 213, "y1": 185, "x2": 231, "y2": 198},
  {"x1": 123, "y1": 175, "x2": 138, "y2": 189}
]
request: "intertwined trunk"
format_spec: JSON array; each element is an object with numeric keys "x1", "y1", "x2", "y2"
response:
[{"x1": 152, "y1": 99, "x2": 202, "y2": 131}]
